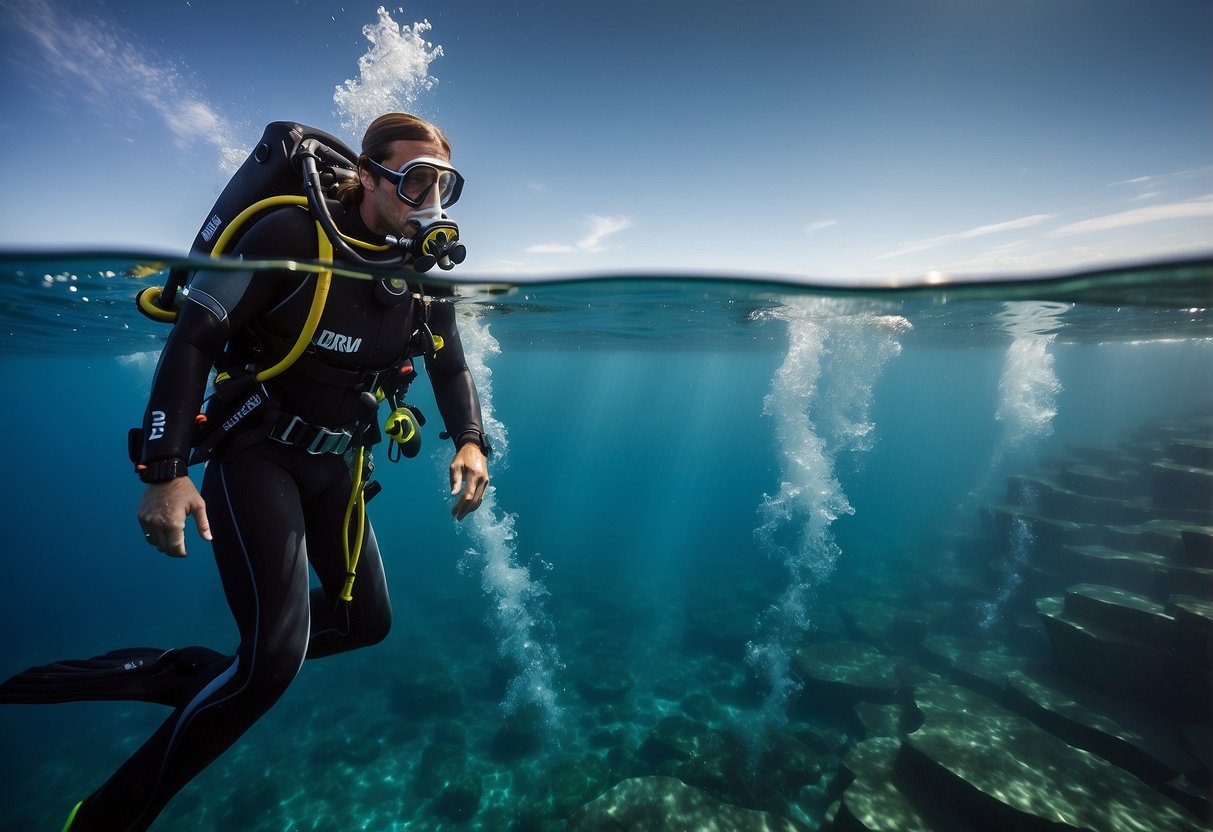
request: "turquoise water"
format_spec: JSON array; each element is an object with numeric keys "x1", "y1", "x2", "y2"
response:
[{"x1": 0, "y1": 253, "x2": 1211, "y2": 831}]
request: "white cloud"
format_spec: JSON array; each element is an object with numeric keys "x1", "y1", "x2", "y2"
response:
[
  {"x1": 879, "y1": 214, "x2": 1054, "y2": 259},
  {"x1": 1049, "y1": 198, "x2": 1213, "y2": 237},
  {"x1": 806, "y1": 220, "x2": 837, "y2": 233},
  {"x1": 528, "y1": 214, "x2": 633, "y2": 255},
  {"x1": 578, "y1": 215, "x2": 633, "y2": 252},
  {"x1": 10, "y1": 0, "x2": 243, "y2": 172}
]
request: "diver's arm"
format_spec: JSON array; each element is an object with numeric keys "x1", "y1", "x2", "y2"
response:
[
  {"x1": 136, "y1": 208, "x2": 313, "y2": 554},
  {"x1": 422, "y1": 300, "x2": 489, "y2": 519}
]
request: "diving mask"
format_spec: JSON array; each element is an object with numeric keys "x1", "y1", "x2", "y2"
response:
[{"x1": 365, "y1": 156, "x2": 464, "y2": 208}]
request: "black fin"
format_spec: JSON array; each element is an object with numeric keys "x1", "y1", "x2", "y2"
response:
[{"x1": 0, "y1": 646, "x2": 226, "y2": 707}]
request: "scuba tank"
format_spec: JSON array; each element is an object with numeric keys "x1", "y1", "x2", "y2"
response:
[{"x1": 135, "y1": 121, "x2": 467, "y2": 322}]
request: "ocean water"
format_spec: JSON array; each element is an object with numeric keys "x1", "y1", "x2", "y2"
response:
[{"x1": 0, "y1": 253, "x2": 1211, "y2": 832}]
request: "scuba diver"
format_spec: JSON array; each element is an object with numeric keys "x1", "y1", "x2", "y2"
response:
[{"x1": 0, "y1": 113, "x2": 491, "y2": 831}]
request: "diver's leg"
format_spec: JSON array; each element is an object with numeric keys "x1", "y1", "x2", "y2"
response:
[
  {"x1": 303, "y1": 461, "x2": 393, "y2": 659},
  {"x1": 69, "y1": 448, "x2": 312, "y2": 832}
]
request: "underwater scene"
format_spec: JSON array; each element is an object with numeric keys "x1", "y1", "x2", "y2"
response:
[{"x1": 0, "y1": 254, "x2": 1210, "y2": 832}]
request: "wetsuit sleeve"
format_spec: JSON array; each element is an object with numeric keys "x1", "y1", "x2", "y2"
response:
[
  {"x1": 422, "y1": 300, "x2": 488, "y2": 452},
  {"x1": 138, "y1": 208, "x2": 314, "y2": 467}
]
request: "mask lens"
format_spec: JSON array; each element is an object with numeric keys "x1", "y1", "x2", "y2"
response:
[
  {"x1": 399, "y1": 166, "x2": 438, "y2": 204},
  {"x1": 395, "y1": 162, "x2": 462, "y2": 208}
]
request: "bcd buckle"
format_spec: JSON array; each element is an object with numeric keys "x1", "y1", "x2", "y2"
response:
[{"x1": 274, "y1": 415, "x2": 354, "y2": 455}]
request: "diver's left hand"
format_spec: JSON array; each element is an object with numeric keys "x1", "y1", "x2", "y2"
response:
[{"x1": 449, "y1": 442, "x2": 489, "y2": 521}]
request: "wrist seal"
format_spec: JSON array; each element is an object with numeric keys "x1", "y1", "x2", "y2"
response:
[{"x1": 136, "y1": 457, "x2": 189, "y2": 483}]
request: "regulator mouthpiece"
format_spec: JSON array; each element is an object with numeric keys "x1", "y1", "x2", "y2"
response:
[{"x1": 387, "y1": 219, "x2": 467, "y2": 273}]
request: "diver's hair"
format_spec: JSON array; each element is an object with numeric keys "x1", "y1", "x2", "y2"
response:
[{"x1": 335, "y1": 113, "x2": 452, "y2": 207}]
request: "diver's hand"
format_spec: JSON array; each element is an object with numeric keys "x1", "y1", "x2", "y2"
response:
[
  {"x1": 137, "y1": 477, "x2": 212, "y2": 558},
  {"x1": 449, "y1": 443, "x2": 489, "y2": 521}
]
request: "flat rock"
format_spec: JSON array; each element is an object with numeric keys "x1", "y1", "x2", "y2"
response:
[
  {"x1": 991, "y1": 507, "x2": 1100, "y2": 551},
  {"x1": 564, "y1": 776, "x2": 810, "y2": 832},
  {"x1": 794, "y1": 641, "x2": 901, "y2": 704},
  {"x1": 841, "y1": 600, "x2": 931, "y2": 647},
  {"x1": 1004, "y1": 665, "x2": 1199, "y2": 783},
  {"x1": 1167, "y1": 438, "x2": 1213, "y2": 469},
  {"x1": 1054, "y1": 546, "x2": 1166, "y2": 596},
  {"x1": 1037, "y1": 595, "x2": 1211, "y2": 722},
  {"x1": 1060, "y1": 464, "x2": 1132, "y2": 499},
  {"x1": 855, "y1": 702, "x2": 905, "y2": 739},
  {"x1": 901, "y1": 683, "x2": 1204, "y2": 832},
  {"x1": 831, "y1": 738, "x2": 933, "y2": 832},
  {"x1": 1063, "y1": 583, "x2": 1174, "y2": 641},
  {"x1": 919, "y1": 635, "x2": 1026, "y2": 700},
  {"x1": 1151, "y1": 461, "x2": 1213, "y2": 513},
  {"x1": 1180, "y1": 525, "x2": 1213, "y2": 565},
  {"x1": 1007, "y1": 474, "x2": 1153, "y2": 525}
]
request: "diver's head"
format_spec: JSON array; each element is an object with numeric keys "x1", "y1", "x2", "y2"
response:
[{"x1": 343, "y1": 113, "x2": 462, "y2": 239}]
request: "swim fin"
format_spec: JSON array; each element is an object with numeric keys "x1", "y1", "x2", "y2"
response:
[
  {"x1": 60, "y1": 800, "x2": 83, "y2": 832},
  {"x1": 0, "y1": 646, "x2": 226, "y2": 707}
]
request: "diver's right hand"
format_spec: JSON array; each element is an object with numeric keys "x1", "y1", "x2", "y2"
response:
[{"x1": 137, "y1": 477, "x2": 212, "y2": 558}]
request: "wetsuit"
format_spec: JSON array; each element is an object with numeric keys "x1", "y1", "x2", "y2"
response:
[{"x1": 4, "y1": 200, "x2": 485, "y2": 831}]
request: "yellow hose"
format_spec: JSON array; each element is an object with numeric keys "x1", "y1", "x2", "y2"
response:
[{"x1": 340, "y1": 445, "x2": 368, "y2": 602}]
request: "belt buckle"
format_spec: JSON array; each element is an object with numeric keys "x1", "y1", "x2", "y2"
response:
[
  {"x1": 276, "y1": 415, "x2": 306, "y2": 445},
  {"x1": 308, "y1": 426, "x2": 352, "y2": 455}
]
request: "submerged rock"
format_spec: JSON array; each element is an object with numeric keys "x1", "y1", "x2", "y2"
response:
[
  {"x1": 564, "y1": 776, "x2": 810, "y2": 831},
  {"x1": 1151, "y1": 460, "x2": 1213, "y2": 514},
  {"x1": 1004, "y1": 665, "x2": 1200, "y2": 783},
  {"x1": 1037, "y1": 584, "x2": 1212, "y2": 722},
  {"x1": 855, "y1": 702, "x2": 905, "y2": 739},
  {"x1": 576, "y1": 659, "x2": 635, "y2": 703},
  {"x1": 919, "y1": 635, "x2": 1026, "y2": 701},
  {"x1": 831, "y1": 738, "x2": 933, "y2": 832},
  {"x1": 842, "y1": 600, "x2": 931, "y2": 648},
  {"x1": 430, "y1": 772, "x2": 482, "y2": 821},
  {"x1": 902, "y1": 682, "x2": 1204, "y2": 832},
  {"x1": 639, "y1": 715, "x2": 711, "y2": 764},
  {"x1": 793, "y1": 641, "x2": 901, "y2": 705}
]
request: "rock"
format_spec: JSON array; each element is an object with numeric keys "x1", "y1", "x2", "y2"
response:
[
  {"x1": 430, "y1": 772, "x2": 482, "y2": 821},
  {"x1": 639, "y1": 715, "x2": 710, "y2": 765},
  {"x1": 1004, "y1": 665, "x2": 1199, "y2": 783},
  {"x1": 548, "y1": 754, "x2": 611, "y2": 818},
  {"x1": 576, "y1": 659, "x2": 634, "y2": 703},
  {"x1": 1037, "y1": 588, "x2": 1212, "y2": 722},
  {"x1": 1167, "y1": 437, "x2": 1213, "y2": 469},
  {"x1": 842, "y1": 600, "x2": 931, "y2": 648},
  {"x1": 680, "y1": 691, "x2": 718, "y2": 722},
  {"x1": 990, "y1": 507, "x2": 1100, "y2": 553},
  {"x1": 1151, "y1": 461, "x2": 1213, "y2": 514},
  {"x1": 1053, "y1": 545, "x2": 1166, "y2": 597},
  {"x1": 392, "y1": 660, "x2": 463, "y2": 719},
  {"x1": 564, "y1": 776, "x2": 811, "y2": 831},
  {"x1": 1063, "y1": 583, "x2": 1174, "y2": 641},
  {"x1": 415, "y1": 741, "x2": 468, "y2": 797},
  {"x1": 855, "y1": 702, "x2": 904, "y2": 739},
  {"x1": 919, "y1": 635, "x2": 1026, "y2": 701},
  {"x1": 793, "y1": 642, "x2": 902, "y2": 705},
  {"x1": 1007, "y1": 474, "x2": 1152, "y2": 525},
  {"x1": 1180, "y1": 526, "x2": 1213, "y2": 566},
  {"x1": 901, "y1": 683, "x2": 1204, "y2": 832},
  {"x1": 1060, "y1": 464, "x2": 1132, "y2": 499},
  {"x1": 830, "y1": 738, "x2": 933, "y2": 832},
  {"x1": 487, "y1": 702, "x2": 551, "y2": 763},
  {"x1": 1166, "y1": 594, "x2": 1213, "y2": 664}
]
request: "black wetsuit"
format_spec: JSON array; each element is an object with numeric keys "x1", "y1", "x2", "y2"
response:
[{"x1": 26, "y1": 201, "x2": 485, "y2": 831}]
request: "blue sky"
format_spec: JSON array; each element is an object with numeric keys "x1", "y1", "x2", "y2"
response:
[{"x1": 1, "y1": 0, "x2": 1210, "y2": 282}]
